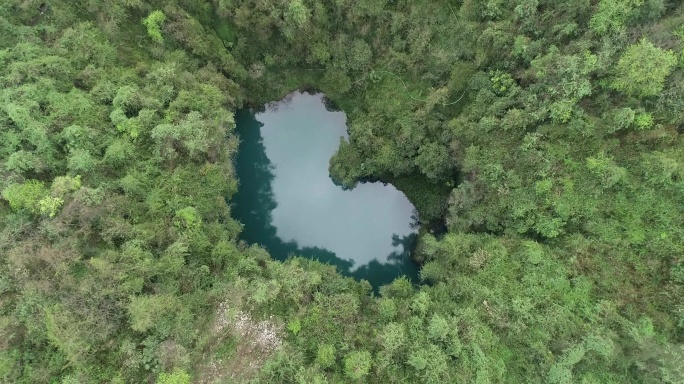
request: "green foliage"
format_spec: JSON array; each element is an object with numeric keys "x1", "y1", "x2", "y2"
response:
[
  {"x1": 214, "y1": 18, "x2": 236, "y2": 45},
  {"x1": 349, "y1": 40, "x2": 372, "y2": 70},
  {"x1": 490, "y1": 70, "x2": 515, "y2": 95},
  {"x1": 590, "y1": 0, "x2": 642, "y2": 35},
  {"x1": 287, "y1": 319, "x2": 301, "y2": 335},
  {"x1": 343, "y1": 350, "x2": 372, "y2": 380},
  {"x1": 174, "y1": 207, "x2": 201, "y2": 231},
  {"x1": 51, "y1": 175, "x2": 82, "y2": 197},
  {"x1": 285, "y1": 0, "x2": 310, "y2": 28},
  {"x1": 38, "y1": 196, "x2": 64, "y2": 217},
  {"x1": 612, "y1": 38, "x2": 677, "y2": 97},
  {"x1": 1, "y1": 1, "x2": 684, "y2": 383},
  {"x1": 320, "y1": 69, "x2": 351, "y2": 95},
  {"x1": 586, "y1": 152, "x2": 627, "y2": 188},
  {"x1": 1, "y1": 180, "x2": 47, "y2": 214},
  {"x1": 415, "y1": 142, "x2": 451, "y2": 180},
  {"x1": 315, "y1": 344, "x2": 335, "y2": 368},
  {"x1": 45, "y1": 305, "x2": 93, "y2": 368},
  {"x1": 380, "y1": 322, "x2": 405, "y2": 352},
  {"x1": 2, "y1": 176, "x2": 73, "y2": 217},
  {"x1": 157, "y1": 369, "x2": 191, "y2": 384},
  {"x1": 128, "y1": 294, "x2": 181, "y2": 333},
  {"x1": 634, "y1": 112, "x2": 653, "y2": 129},
  {"x1": 427, "y1": 314, "x2": 450, "y2": 341},
  {"x1": 143, "y1": 11, "x2": 166, "y2": 44}
]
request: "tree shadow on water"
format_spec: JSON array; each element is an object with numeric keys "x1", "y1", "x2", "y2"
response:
[
  {"x1": 231, "y1": 109, "x2": 277, "y2": 240},
  {"x1": 350, "y1": 233, "x2": 420, "y2": 291}
]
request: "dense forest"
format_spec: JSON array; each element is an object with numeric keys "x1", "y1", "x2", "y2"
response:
[{"x1": 1, "y1": 0, "x2": 684, "y2": 382}]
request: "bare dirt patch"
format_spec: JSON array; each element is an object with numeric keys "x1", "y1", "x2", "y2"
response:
[{"x1": 197, "y1": 300, "x2": 283, "y2": 383}]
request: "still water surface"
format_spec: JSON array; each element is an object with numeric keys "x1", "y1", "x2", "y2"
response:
[{"x1": 232, "y1": 92, "x2": 419, "y2": 288}]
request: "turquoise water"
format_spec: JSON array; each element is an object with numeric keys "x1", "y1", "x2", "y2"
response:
[{"x1": 231, "y1": 92, "x2": 419, "y2": 288}]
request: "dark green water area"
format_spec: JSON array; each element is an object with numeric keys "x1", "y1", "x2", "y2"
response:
[{"x1": 232, "y1": 92, "x2": 420, "y2": 288}]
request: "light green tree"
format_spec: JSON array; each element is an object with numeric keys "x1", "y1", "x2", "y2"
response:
[
  {"x1": 590, "y1": 0, "x2": 642, "y2": 35},
  {"x1": 143, "y1": 11, "x2": 166, "y2": 44},
  {"x1": 157, "y1": 369, "x2": 190, "y2": 384},
  {"x1": 1, "y1": 180, "x2": 47, "y2": 213},
  {"x1": 127, "y1": 294, "x2": 180, "y2": 333},
  {"x1": 344, "y1": 350, "x2": 372, "y2": 380},
  {"x1": 612, "y1": 38, "x2": 677, "y2": 97},
  {"x1": 315, "y1": 343, "x2": 336, "y2": 368},
  {"x1": 286, "y1": 0, "x2": 310, "y2": 28}
]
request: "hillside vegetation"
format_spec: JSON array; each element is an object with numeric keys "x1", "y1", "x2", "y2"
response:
[{"x1": 1, "y1": 0, "x2": 684, "y2": 383}]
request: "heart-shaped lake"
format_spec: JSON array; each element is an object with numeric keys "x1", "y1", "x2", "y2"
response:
[{"x1": 231, "y1": 92, "x2": 419, "y2": 288}]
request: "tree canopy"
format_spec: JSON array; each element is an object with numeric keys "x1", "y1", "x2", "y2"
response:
[{"x1": 1, "y1": 0, "x2": 684, "y2": 383}]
